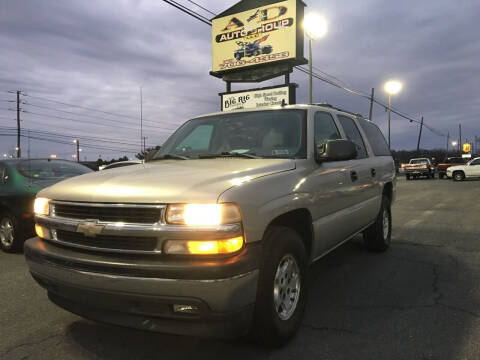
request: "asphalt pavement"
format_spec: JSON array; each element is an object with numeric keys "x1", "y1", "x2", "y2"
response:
[{"x1": 1, "y1": 177, "x2": 479, "y2": 360}]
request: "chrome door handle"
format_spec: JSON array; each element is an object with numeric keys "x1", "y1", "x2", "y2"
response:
[{"x1": 371, "y1": 168, "x2": 376, "y2": 177}]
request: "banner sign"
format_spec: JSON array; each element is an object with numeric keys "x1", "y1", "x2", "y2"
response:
[
  {"x1": 220, "y1": 85, "x2": 293, "y2": 111},
  {"x1": 212, "y1": 0, "x2": 298, "y2": 74}
]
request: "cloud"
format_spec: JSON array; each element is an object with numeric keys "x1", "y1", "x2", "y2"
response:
[{"x1": 0, "y1": 0, "x2": 479, "y2": 159}]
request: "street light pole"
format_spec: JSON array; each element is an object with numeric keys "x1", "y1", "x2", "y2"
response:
[
  {"x1": 303, "y1": 13, "x2": 327, "y2": 105},
  {"x1": 387, "y1": 94, "x2": 391, "y2": 149},
  {"x1": 383, "y1": 80, "x2": 402, "y2": 150},
  {"x1": 309, "y1": 37, "x2": 313, "y2": 104}
]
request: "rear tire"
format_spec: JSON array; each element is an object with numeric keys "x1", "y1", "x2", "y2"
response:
[
  {"x1": 406, "y1": 174, "x2": 411, "y2": 180},
  {"x1": 363, "y1": 195, "x2": 392, "y2": 252},
  {"x1": 251, "y1": 226, "x2": 308, "y2": 346},
  {"x1": 453, "y1": 171, "x2": 465, "y2": 181},
  {"x1": 0, "y1": 215, "x2": 22, "y2": 253}
]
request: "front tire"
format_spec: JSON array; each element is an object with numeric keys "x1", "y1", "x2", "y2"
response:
[
  {"x1": 252, "y1": 226, "x2": 308, "y2": 346},
  {"x1": 453, "y1": 171, "x2": 465, "y2": 181},
  {"x1": 0, "y1": 215, "x2": 22, "y2": 253},
  {"x1": 363, "y1": 195, "x2": 392, "y2": 252}
]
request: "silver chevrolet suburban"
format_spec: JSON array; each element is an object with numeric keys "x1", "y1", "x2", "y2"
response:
[{"x1": 25, "y1": 104, "x2": 396, "y2": 345}]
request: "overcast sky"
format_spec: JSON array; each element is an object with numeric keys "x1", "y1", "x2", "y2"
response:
[{"x1": 1, "y1": 0, "x2": 479, "y2": 160}]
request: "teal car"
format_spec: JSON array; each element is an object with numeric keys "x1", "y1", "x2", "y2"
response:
[{"x1": 0, "y1": 159, "x2": 92, "y2": 252}]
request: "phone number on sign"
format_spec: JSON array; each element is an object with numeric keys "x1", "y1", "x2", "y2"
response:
[{"x1": 218, "y1": 51, "x2": 290, "y2": 70}]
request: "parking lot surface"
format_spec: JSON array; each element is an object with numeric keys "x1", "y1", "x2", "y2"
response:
[{"x1": 1, "y1": 178, "x2": 479, "y2": 360}]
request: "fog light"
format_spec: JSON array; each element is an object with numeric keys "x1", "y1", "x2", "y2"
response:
[
  {"x1": 172, "y1": 304, "x2": 200, "y2": 314},
  {"x1": 164, "y1": 236, "x2": 244, "y2": 255},
  {"x1": 35, "y1": 224, "x2": 51, "y2": 240}
]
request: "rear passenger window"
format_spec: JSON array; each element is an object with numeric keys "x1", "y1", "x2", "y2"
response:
[
  {"x1": 358, "y1": 118, "x2": 391, "y2": 156},
  {"x1": 314, "y1": 112, "x2": 341, "y2": 147},
  {"x1": 337, "y1": 115, "x2": 368, "y2": 159}
]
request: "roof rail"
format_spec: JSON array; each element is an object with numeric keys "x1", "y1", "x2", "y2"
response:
[{"x1": 313, "y1": 103, "x2": 367, "y2": 119}]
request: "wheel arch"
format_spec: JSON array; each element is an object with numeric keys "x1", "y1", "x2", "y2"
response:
[{"x1": 263, "y1": 208, "x2": 313, "y2": 259}]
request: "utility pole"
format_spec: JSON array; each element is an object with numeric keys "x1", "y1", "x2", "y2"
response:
[
  {"x1": 369, "y1": 88, "x2": 375, "y2": 121},
  {"x1": 143, "y1": 137, "x2": 146, "y2": 154},
  {"x1": 416, "y1": 116, "x2": 424, "y2": 156},
  {"x1": 16, "y1": 90, "x2": 21, "y2": 158}
]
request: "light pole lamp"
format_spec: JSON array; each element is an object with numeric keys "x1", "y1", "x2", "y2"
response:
[
  {"x1": 303, "y1": 14, "x2": 328, "y2": 104},
  {"x1": 384, "y1": 80, "x2": 402, "y2": 149}
]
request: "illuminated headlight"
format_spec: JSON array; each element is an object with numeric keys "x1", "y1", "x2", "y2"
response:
[
  {"x1": 165, "y1": 203, "x2": 241, "y2": 226},
  {"x1": 164, "y1": 237, "x2": 244, "y2": 255},
  {"x1": 34, "y1": 198, "x2": 50, "y2": 216}
]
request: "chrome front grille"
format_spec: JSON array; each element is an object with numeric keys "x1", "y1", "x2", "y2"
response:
[{"x1": 52, "y1": 202, "x2": 163, "y2": 224}]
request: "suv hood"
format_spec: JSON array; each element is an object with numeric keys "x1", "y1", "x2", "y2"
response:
[{"x1": 39, "y1": 159, "x2": 296, "y2": 203}]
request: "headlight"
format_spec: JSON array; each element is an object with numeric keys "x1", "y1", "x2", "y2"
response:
[
  {"x1": 163, "y1": 237, "x2": 244, "y2": 255},
  {"x1": 34, "y1": 198, "x2": 50, "y2": 216},
  {"x1": 165, "y1": 203, "x2": 241, "y2": 226}
]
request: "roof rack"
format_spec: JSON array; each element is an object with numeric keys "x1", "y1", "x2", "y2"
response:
[{"x1": 313, "y1": 103, "x2": 367, "y2": 119}]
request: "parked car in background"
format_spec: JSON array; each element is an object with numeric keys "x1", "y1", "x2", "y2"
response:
[
  {"x1": 437, "y1": 157, "x2": 467, "y2": 179},
  {"x1": 446, "y1": 157, "x2": 480, "y2": 181},
  {"x1": 99, "y1": 160, "x2": 143, "y2": 170},
  {"x1": 404, "y1": 158, "x2": 436, "y2": 180},
  {"x1": 0, "y1": 159, "x2": 92, "y2": 252},
  {"x1": 25, "y1": 105, "x2": 396, "y2": 345}
]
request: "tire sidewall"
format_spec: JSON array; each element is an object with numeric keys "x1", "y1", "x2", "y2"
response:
[{"x1": 253, "y1": 227, "x2": 308, "y2": 344}]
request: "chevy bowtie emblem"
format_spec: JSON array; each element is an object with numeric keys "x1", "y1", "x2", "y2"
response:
[{"x1": 76, "y1": 221, "x2": 104, "y2": 237}]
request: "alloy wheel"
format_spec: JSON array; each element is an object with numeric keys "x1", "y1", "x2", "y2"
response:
[
  {"x1": 0, "y1": 217, "x2": 14, "y2": 247},
  {"x1": 273, "y1": 254, "x2": 301, "y2": 321}
]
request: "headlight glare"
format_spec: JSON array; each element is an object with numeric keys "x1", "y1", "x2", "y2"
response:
[
  {"x1": 34, "y1": 198, "x2": 50, "y2": 216},
  {"x1": 166, "y1": 203, "x2": 241, "y2": 226}
]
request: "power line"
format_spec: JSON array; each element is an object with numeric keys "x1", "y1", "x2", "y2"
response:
[
  {"x1": 0, "y1": 125, "x2": 140, "y2": 147},
  {"x1": 22, "y1": 93, "x2": 182, "y2": 129},
  {"x1": 15, "y1": 109, "x2": 174, "y2": 134},
  {"x1": 184, "y1": 0, "x2": 217, "y2": 16},
  {"x1": 161, "y1": 0, "x2": 212, "y2": 25},
  {"x1": 22, "y1": 101, "x2": 177, "y2": 130},
  {"x1": 0, "y1": 133, "x2": 139, "y2": 153}
]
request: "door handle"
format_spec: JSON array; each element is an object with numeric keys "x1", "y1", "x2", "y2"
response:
[
  {"x1": 371, "y1": 168, "x2": 376, "y2": 177},
  {"x1": 350, "y1": 171, "x2": 358, "y2": 182}
]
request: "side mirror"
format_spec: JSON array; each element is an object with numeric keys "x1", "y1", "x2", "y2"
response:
[{"x1": 316, "y1": 139, "x2": 358, "y2": 163}]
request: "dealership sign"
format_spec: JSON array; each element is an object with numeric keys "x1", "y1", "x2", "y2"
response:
[
  {"x1": 211, "y1": 0, "x2": 304, "y2": 76},
  {"x1": 220, "y1": 85, "x2": 294, "y2": 111}
]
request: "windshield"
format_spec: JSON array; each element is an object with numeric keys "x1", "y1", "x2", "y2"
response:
[
  {"x1": 17, "y1": 160, "x2": 92, "y2": 179},
  {"x1": 410, "y1": 159, "x2": 429, "y2": 164},
  {"x1": 155, "y1": 110, "x2": 307, "y2": 160}
]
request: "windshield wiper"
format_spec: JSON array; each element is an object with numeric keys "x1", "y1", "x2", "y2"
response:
[
  {"x1": 198, "y1": 152, "x2": 260, "y2": 159},
  {"x1": 154, "y1": 154, "x2": 190, "y2": 160}
]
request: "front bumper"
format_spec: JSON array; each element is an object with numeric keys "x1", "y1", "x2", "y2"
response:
[{"x1": 24, "y1": 237, "x2": 261, "y2": 337}]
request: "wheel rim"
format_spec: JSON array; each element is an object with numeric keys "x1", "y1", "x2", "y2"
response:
[
  {"x1": 0, "y1": 218, "x2": 14, "y2": 247},
  {"x1": 455, "y1": 173, "x2": 462, "y2": 181},
  {"x1": 382, "y1": 209, "x2": 390, "y2": 241},
  {"x1": 273, "y1": 254, "x2": 301, "y2": 321}
]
